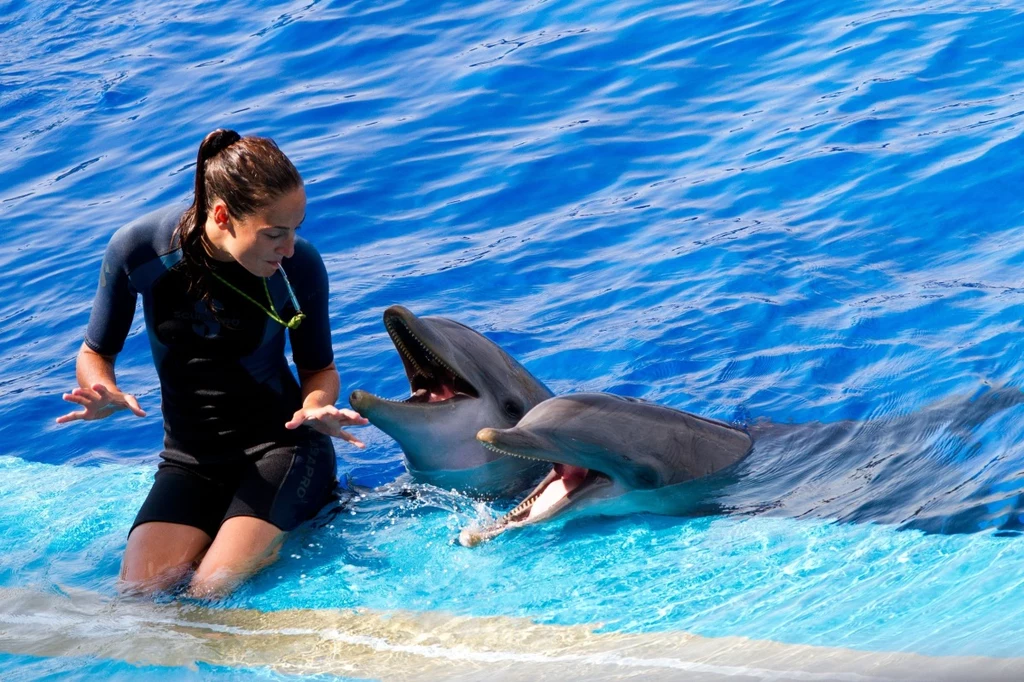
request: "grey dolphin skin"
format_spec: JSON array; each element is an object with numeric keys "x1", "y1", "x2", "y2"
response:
[
  {"x1": 461, "y1": 392, "x2": 753, "y2": 546},
  {"x1": 350, "y1": 305, "x2": 554, "y2": 497}
]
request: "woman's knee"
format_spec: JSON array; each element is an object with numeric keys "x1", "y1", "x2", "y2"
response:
[
  {"x1": 119, "y1": 522, "x2": 212, "y2": 595},
  {"x1": 187, "y1": 516, "x2": 285, "y2": 598}
]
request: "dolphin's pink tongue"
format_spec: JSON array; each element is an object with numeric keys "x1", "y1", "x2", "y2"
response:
[
  {"x1": 429, "y1": 384, "x2": 456, "y2": 402},
  {"x1": 556, "y1": 464, "x2": 588, "y2": 487},
  {"x1": 527, "y1": 464, "x2": 589, "y2": 520}
]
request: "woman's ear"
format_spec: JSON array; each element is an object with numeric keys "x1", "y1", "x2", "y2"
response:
[{"x1": 212, "y1": 201, "x2": 232, "y2": 230}]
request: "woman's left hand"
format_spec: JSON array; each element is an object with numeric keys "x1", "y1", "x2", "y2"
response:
[{"x1": 285, "y1": 405, "x2": 368, "y2": 447}]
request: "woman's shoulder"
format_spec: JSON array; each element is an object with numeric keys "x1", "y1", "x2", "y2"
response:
[
  {"x1": 290, "y1": 236, "x2": 328, "y2": 272},
  {"x1": 292, "y1": 234, "x2": 323, "y2": 260},
  {"x1": 283, "y1": 237, "x2": 329, "y2": 294},
  {"x1": 106, "y1": 204, "x2": 186, "y2": 262},
  {"x1": 113, "y1": 204, "x2": 184, "y2": 247}
]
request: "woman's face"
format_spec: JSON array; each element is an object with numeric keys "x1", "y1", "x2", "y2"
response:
[{"x1": 208, "y1": 186, "x2": 307, "y2": 278}]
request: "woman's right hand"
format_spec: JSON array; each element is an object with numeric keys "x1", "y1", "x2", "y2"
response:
[{"x1": 56, "y1": 383, "x2": 147, "y2": 424}]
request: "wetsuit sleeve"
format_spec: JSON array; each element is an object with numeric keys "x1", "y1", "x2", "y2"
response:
[
  {"x1": 287, "y1": 240, "x2": 334, "y2": 372},
  {"x1": 84, "y1": 226, "x2": 139, "y2": 356}
]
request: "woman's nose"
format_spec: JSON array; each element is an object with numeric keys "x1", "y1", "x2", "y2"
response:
[{"x1": 277, "y1": 233, "x2": 296, "y2": 258}]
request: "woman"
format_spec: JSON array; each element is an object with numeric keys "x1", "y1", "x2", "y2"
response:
[{"x1": 57, "y1": 129, "x2": 367, "y2": 598}]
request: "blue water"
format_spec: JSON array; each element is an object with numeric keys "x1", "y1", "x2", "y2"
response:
[{"x1": 3, "y1": 0, "x2": 1024, "y2": 675}]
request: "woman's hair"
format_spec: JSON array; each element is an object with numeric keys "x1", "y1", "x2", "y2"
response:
[{"x1": 174, "y1": 128, "x2": 302, "y2": 302}]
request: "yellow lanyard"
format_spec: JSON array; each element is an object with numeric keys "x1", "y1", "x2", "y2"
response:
[{"x1": 211, "y1": 268, "x2": 306, "y2": 330}]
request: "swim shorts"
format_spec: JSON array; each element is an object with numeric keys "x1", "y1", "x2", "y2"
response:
[{"x1": 130, "y1": 431, "x2": 338, "y2": 539}]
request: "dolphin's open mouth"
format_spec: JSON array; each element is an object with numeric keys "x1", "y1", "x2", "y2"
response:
[
  {"x1": 383, "y1": 311, "x2": 479, "y2": 405},
  {"x1": 459, "y1": 441, "x2": 609, "y2": 547}
]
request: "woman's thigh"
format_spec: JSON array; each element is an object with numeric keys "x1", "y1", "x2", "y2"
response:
[
  {"x1": 225, "y1": 434, "x2": 337, "y2": 532},
  {"x1": 131, "y1": 459, "x2": 236, "y2": 541}
]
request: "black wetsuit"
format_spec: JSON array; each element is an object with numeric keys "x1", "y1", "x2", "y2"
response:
[{"x1": 85, "y1": 205, "x2": 338, "y2": 538}]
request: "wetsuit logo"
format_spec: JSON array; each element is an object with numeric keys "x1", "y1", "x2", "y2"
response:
[
  {"x1": 295, "y1": 448, "x2": 319, "y2": 500},
  {"x1": 172, "y1": 300, "x2": 221, "y2": 338},
  {"x1": 172, "y1": 299, "x2": 243, "y2": 337}
]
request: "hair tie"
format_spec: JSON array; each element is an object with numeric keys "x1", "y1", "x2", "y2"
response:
[{"x1": 201, "y1": 128, "x2": 241, "y2": 162}]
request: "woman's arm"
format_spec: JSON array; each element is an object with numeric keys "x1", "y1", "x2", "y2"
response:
[
  {"x1": 282, "y1": 241, "x2": 367, "y2": 447},
  {"x1": 296, "y1": 363, "x2": 340, "y2": 410},
  {"x1": 284, "y1": 363, "x2": 368, "y2": 447},
  {"x1": 60, "y1": 217, "x2": 149, "y2": 425},
  {"x1": 56, "y1": 343, "x2": 147, "y2": 424}
]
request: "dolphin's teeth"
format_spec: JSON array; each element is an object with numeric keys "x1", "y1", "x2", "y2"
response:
[
  {"x1": 394, "y1": 338, "x2": 431, "y2": 378},
  {"x1": 385, "y1": 319, "x2": 422, "y2": 374},
  {"x1": 504, "y1": 493, "x2": 539, "y2": 520},
  {"x1": 481, "y1": 442, "x2": 536, "y2": 462},
  {"x1": 476, "y1": 445, "x2": 543, "y2": 522},
  {"x1": 387, "y1": 317, "x2": 461, "y2": 383},
  {"x1": 493, "y1": 490, "x2": 542, "y2": 526}
]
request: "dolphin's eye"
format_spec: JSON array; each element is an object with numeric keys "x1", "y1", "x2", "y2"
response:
[{"x1": 503, "y1": 400, "x2": 524, "y2": 421}]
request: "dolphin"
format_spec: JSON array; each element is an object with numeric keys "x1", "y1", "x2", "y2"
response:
[
  {"x1": 350, "y1": 305, "x2": 554, "y2": 497},
  {"x1": 461, "y1": 392, "x2": 753, "y2": 546}
]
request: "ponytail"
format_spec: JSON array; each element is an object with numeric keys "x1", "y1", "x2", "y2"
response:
[{"x1": 173, "y1": 128, "x2": 302, "y2": 305}]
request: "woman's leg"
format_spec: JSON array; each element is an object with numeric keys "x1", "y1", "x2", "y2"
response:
[
  {"x1": 122, "y1": 459, "x2": 232, "y2": 595},
  {"x1": 120, "y1": 522, "x2": 212, "y2": 594},
  {"x1": 187, "y1": 434, "x2": 337, "y2": 598},
  {"x1": 187, "y1": 516, "x2": 286, "y2": 598}
]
